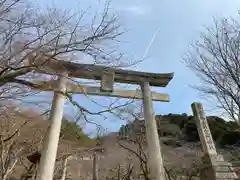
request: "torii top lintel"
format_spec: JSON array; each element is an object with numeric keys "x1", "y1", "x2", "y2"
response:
[
  {"x1": 64, "y1": 62, "x2": 173, "y2": 87},
  {"x1": 31, "y1": 57, "x2": 174, "y2": 87}
]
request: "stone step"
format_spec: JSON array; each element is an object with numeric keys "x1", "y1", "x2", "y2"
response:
[
  {"x1": 209, "y1": 155, "x2": 234, "y2": 167},
  {"x1": 202, "y1": 161, "x2": 233, "y2": 168},
  {"x1": 212, "y1": 161, "x2": 233, "y2": 167},
  {"x1": 215, "y1": 172, "x2": 239, "y2": 179},
  {"x1": 210, "y1": 155, "x2": 225, "y2": 162},
  {"x1": 214, "y1": 165, "x2": 235, "y2": 172}
]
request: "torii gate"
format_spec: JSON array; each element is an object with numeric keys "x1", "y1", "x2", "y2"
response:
[{"x1": 26, "y1": 55, "x2": 173, "y2": 180}]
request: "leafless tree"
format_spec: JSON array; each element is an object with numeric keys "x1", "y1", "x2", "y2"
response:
[
  {"x1": 0, "y1": 138, "x2": 23, "y2": 180},
  {"x1": 184, "y1": 16, "x2": 240, "y2": 126},
  {"x1": 118, "y1": 139, "x2": 150, "y2": 180},
  {"x1": 0, "y1": 0, "x2": 143, "y2": 179},
  {"x1": 117, "y1": 115, "x2": 203, "y2": 180},
  {"x1": 0, "y1": 0, "x2": 142, "y2": 130},
  {"x1": 0, "y1": 108, "x2": 26, "y2": 180}
]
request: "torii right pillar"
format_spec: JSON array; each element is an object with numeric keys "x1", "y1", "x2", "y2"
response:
[
  {"x1": 191, "y1": 102, "x2": 239, "y2": 180},
  {"x1": 141, "y1": 82, "x2": 166, "y2": 180}
]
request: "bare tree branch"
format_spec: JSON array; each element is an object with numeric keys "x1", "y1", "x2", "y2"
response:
[{"x1": 184, "y1": 16, "x2": 240, "y2": 126}]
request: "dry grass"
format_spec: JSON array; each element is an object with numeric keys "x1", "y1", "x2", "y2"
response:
[{"x1": 0, "y1": 107, "x2": 239, "y2": 179}]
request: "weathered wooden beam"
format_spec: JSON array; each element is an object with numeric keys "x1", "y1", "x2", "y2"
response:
[
  {"x1": 25, "y1": 55, "x2": 174, "y2": 87},
  {"x1": 33, "y1": 80, "x2": 170, "y2": 102}
]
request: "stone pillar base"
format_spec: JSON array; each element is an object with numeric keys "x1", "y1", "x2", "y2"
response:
[{"x1": 200, "y1": 154, "x2": 238, "y2": 180}]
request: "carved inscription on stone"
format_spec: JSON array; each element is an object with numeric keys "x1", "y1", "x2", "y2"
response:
[
  {"x1": 197, "y1": 103, "x2": 205, "y2": 120},
  {"x1": 195, "y1": 103, "x2": 216, "y2": 152},
  {"x1": 202, "y1": 120, "x2": 215, "y2": 151}
]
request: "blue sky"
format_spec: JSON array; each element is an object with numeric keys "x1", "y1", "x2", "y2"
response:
[{"x1": 27, "y1": 0, "x2": 240, "y2": 135}]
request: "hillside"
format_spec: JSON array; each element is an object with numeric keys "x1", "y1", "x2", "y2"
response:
[
  {"x1": 0, "y1": 108, "x2": 239, "y2": 179},
  {"x1": 119, "y1": 114, "x2": 240, "y2": 148},
  {"x1": 0, "y1": 107, "x2": 98, "y2": 179}
]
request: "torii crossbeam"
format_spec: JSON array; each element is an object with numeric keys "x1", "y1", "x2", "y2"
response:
[{"x1": 33, "y1": 79, "x2": 170, "y2": 102}]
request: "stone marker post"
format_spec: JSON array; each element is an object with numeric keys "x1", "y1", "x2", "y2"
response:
[
  {"x1": 37, "y1": 73, "x2": 68, "y2": 180},
  {"x1": 191, "y1": 103, "x2": 217, "y2": 156},
  {"x1": 141, "y1": 82, "x2": 165, "y2": 180},
  {"x1": 191, "y1": 102, "x2": 238, "y2": 180},
  {"x1": 92, "y1": 152, "x2": 99, "y2": 180}
]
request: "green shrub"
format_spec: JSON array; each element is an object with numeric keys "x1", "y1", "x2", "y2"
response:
[
  {"x1": 118, "y1": 114, "x2": 240, "y2": 147},
  {"x1": 61, "y1": 118, "x2": 95, "y2": 143}
]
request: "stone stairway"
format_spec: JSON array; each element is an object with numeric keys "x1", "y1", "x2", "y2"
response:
[{"x1": 201, "y1": 154, "x2": 239, "y2": 180}]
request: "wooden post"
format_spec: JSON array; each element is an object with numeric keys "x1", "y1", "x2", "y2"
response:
[
  {"x1": 37, "y1": 73, "x2": 67, "y2": 180},
  {"x1": 141, "y1": 82, "x2": 165, "y2": 180}
]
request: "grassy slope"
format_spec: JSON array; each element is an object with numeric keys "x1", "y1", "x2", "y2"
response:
[{"x1": 1, "y1": 108, "x2": 239, "y2": 179}]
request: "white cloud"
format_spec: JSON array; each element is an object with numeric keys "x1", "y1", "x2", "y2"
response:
[{"x1": 119, "y1": 5, "x2": 152, "y2": 16}]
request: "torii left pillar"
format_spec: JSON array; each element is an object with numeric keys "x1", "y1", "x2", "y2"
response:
[{"x1": 37, "y1": 73, "x2": 68, "y2": 180}]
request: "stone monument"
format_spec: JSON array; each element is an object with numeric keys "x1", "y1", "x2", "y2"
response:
[{"x1": 191, "y1": 102, "x2": 238, "y2": 180}]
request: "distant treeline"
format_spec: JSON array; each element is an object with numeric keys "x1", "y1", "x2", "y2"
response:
[{"x1": 119, "y1": 113, "x2": 240, "y2": 148}]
